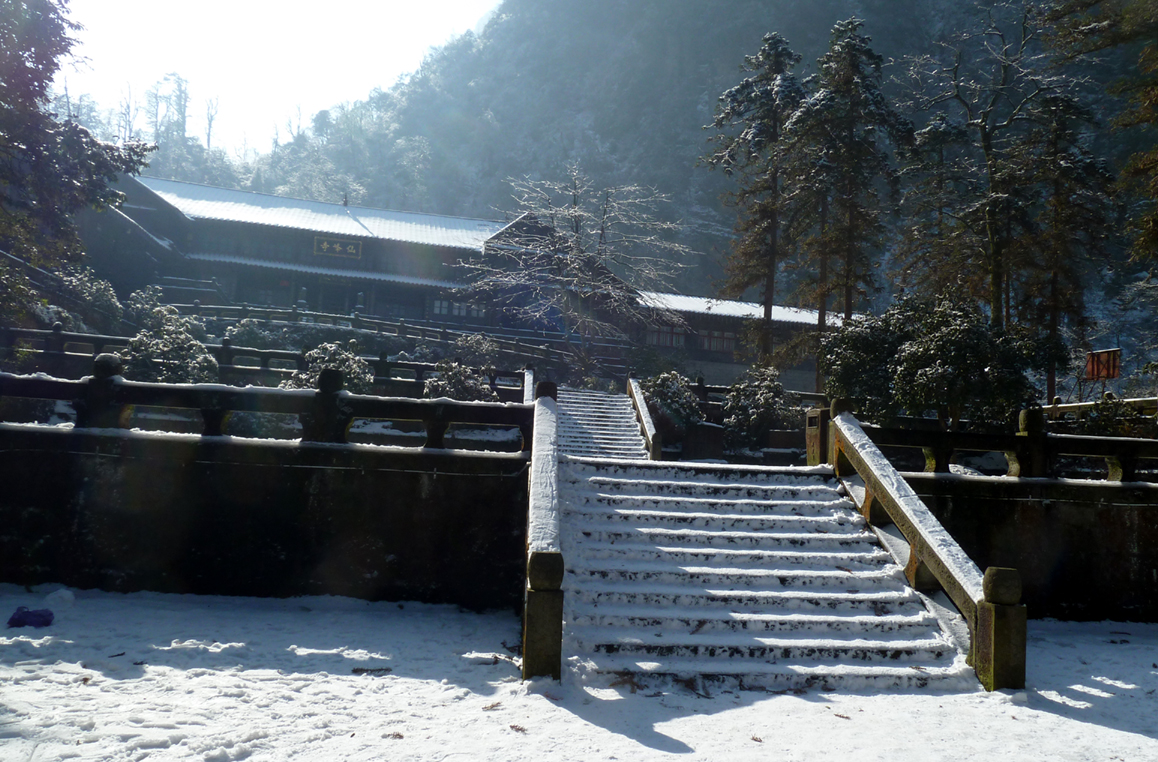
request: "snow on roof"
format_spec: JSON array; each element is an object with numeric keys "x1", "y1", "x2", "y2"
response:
[
  {"x1": 136, "y1": 177, "x2": 506, "y2": 251},
  {"x1": 185, "y1": 252, "x2": 461, "y2": 289},
  {"x1": 638, "y1": 290, "x2": 842, "y2": 326}
]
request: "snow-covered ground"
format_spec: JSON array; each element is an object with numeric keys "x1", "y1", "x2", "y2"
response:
[{"x1": 2, "y1": 583, "x2": 1156, "y2": 761}]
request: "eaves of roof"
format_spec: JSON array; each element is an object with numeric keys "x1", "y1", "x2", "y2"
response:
[{"x1": 185, "y1": 253, "x2": 462, "y2": 289}]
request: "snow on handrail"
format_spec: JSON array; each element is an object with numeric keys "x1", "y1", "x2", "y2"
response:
[
  {"x1": 627, "y1": 377, "x2": 660, "y2": 460},
  {"x1": 527, "y1": 395, "x2": 561, "y2": 557},
  {"x1": 832, "y1": 412, "x2": 985, "y2": 611}
]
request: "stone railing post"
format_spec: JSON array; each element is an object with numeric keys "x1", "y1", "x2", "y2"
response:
[
  {"x1": 74, "y1": 353, "x2": 128, "y2": 429},
  {"x1": 523, "y1": 383, "x2": 563, "y2": 680},
  {"x1": 974, "y1": 567, "x2": 1027, "y2": 691},
  {"x1": 299, "y1": 368, "x2": 353, "y2": 443},
  {"x1": 522, "y1": 365, "x2": 536, "y2": 405},
  {"x1": 805, "y1": 406, "x2": 831, "y2": 467},
  {"x1": 424, "y1": 403, "x2": 450, "y2": 448},
  {"x1": 218, "y1": 336, "x2": 235, "y2": 367},
  {"x1": 1009, "y1": 407, "x2": 1049, "y2": 478},
  {"x1": 45, "y1": 322, "x2": 67, "y2": 377}
]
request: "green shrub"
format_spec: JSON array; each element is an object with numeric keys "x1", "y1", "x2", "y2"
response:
[
  {"x1": 424, "y1": 360, "x2": 499, "y2": 402},
  {"x1": 280, "y1": 341, "x2": 374, "y2": 394},
  {"x1": 822, "y1": 295, "x2": 1048, "y2": 430},
  {"x1": 723, "y1": 366, "x2": 799, "y2": 449},
  {"x1": 641, "y1": 371, "x2": 704, "y2": 441},
  {"x1": 118, "y1": 308, "x2": 219, "y2": 383}
]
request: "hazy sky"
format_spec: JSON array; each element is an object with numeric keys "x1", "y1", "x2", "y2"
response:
[{"x1": 58, "y1": 0, "x2": 501, "y2": 157}]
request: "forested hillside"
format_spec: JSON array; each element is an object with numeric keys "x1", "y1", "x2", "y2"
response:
[{"x1": 65, "y1": 1, "x2": 981, "y2": 289}]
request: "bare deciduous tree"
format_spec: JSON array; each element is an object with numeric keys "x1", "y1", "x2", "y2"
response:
[{"x1": 459, "y1": 162, "x2": 689, "y2": 343}]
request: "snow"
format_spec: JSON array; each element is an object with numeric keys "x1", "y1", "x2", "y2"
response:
[
  {"x1": 3, "y1": 583, "x2": 1157, "y2": 761},
  {"x1": 638, "y1": 290, "x2": 844, "y2": 326},
  {"x1": 138, "y1": 177, "x2": 505, "y2": 252},
  {"x1": 528, "y1": 396, "x2": 561, "y2": 553}
]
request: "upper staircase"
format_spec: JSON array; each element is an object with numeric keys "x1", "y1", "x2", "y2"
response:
[
  {"x1": 557, "y1": 457, "x2": 975, "y2": 691},
  {"x1": 556, "y1": 387, "x2": 649, "y2": 460}
]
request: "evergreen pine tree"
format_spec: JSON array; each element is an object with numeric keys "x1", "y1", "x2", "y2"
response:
[
  {"x1": 896, "y1": 113, "x2": 981, "y2": 298},
  {"x1": 1007, "y1": 91, "x2": 1118, "y2": 398},
  {"x1": 781, "y1": 18, "x2": 910, "y2": 384},
  {"x1": 703, "y1": 33, "x2": 805, "y2": 358}
]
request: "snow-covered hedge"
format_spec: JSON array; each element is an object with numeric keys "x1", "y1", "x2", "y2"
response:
[
  {"x1": 723, "y1": 365, "x2": 799, "y2": 449},
  {"x1": 424, "y1": 360, "x2": 499, "y2": 402},
  {"x1": 822, "y1": 295, "x2": 1048, "y2": 430},
  {"x1": 640, "y1": 371, "x2": 704, "y2": 441},
  {"x1": 117, "y1": 306, "x2": 218, "y2": 384},
  {"x1": 280, "y1": 341, "x2": 375, "y2": 394}
]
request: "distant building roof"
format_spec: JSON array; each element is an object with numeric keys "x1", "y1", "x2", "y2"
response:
[
  {"x1": 638, "y1": 290, "x2": 842, "y2": 326},
  {"x1": 136, "y1": 177, "x2": 506, "y2": 251}
]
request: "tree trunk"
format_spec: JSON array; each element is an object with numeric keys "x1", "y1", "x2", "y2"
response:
[{"x1": 815, "y1": 196, "x2": 829, "y2": 391}]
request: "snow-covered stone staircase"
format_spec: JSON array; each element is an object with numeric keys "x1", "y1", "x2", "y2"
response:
[
  {"x1": 559, "y1": 458, "x2": 975, "y2": 691},
  {"x1": 556, "y1": 387, "x2": 649, "y2": 460}
]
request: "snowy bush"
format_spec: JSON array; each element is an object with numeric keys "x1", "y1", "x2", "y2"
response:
[
  {"x1": 32, "y1": 302, "x2": 83, "y2": 332},
  {"x1": 393, "y1": 343, "x2": 442, "y2": 364},
  {"x1": 822, "y1": 295, "x2": 1046, "y2": 430},
  {"x1": 723, "y1": 365, "x2": 800, "y2": 449},
  {"x1": 424, "y1": 360, "x2": 499, "y2": 402},
  {"x1": 123, "y1": 286, "x2": 163, "y2": 328},
  {"x1": 450, "y1": 333, "x2": 499, "y2": 371},
  {"x1": 226, "y1": 318, "x2": 281, "y2": 350},
  {"x1": 280, "y1": 341, "x2": 375, "y2": 394},
  {"x1": 641, "y1": 371, "x2": 704, "y2": 441},
  {"x1": 59, "y1": 268, "x2": 123, "y2": 331},
  {"x1": 118, "y1": 308, "x2": 219, "y2": 383}
]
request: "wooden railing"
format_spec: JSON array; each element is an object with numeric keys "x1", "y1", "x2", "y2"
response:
[
  {"x1": 522, "y1": 381, "x2": 564, "y2": 679},
  {"x1": 828, "y1": 407, "x2": 1026, "y2": 691},
  {"x1": 0, "y1": 355, "x2": 534, "y2": 450}
]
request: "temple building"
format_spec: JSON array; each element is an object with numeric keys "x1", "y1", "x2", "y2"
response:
[{"x1": 78, "y1": 176, "x2": 828, "y2": 387}]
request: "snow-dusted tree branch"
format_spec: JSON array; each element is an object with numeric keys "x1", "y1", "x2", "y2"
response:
[{"x1": 458, "y1": 162, "x2": 689, "y2": 340}]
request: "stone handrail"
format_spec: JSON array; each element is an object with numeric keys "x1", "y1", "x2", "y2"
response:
[
  {"x1": 850, "y1": 409, "x2": 1158, "y2": 481},
  {"x1": 522, "y1": 382, "x2": 563, "y2": 680},
  {"x1": 173, "y1": 301, "x2": 634, "y2": 374},
  {"x1": 3, "y1": 325, "x2": 532, "y2": 401},
  {"x1": 1043, "y1": 395, "x2": 1158, "y2": 420},
  {"x1": 830, "y1": 410, "x2": 1026, "y2": 691},
  {"x1": 0, "y1": 357, "x2": 534, "y2": 450},
  {"x1": 627, "y1": 377, "x2": 661, "y2": 460}
]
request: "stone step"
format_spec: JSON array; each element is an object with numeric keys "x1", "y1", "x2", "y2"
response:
[
  {"x1": 566, "y1": 564, "x2": 908, "y2": 593},
  {"x1": 567, "y1": 523, "x2": 883, "y2": 551},
  {"x1": 567, "y1": 606, "x2": 942, "y2": 637},
  {"x1": 567, "y1": 654, "x2": 974, "y2": 692},
  {"x1": 561, "y1": 475, "x2": 846, "y2": 502},
  {"x1": 570, "y1": 541, "x2": 892, "y2": 570},
  {"x1": 568, "y1": 581, "x2": 927, "y2": 614},
  {"x1": 563, "y1": 499, "x2": 863, "y2": 525},
  {"x1": 569, "y1": 626, "x2": 955, "y2": 663}
]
